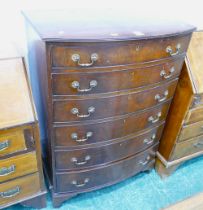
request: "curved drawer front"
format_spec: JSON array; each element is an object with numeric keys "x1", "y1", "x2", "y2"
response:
[
  {"x1": 171, "y1": 134, "x2": 203, "y2": 160},
  {"x1": 52, "y1": 58, "x2": 183, "y2": 96},
  {"x1": 55, "y1": 144, "x2": 157, "y2": 193},
  {"x1": 55, "y1": 123, "x2": 164, "y2": 170},
  {"x1": 54, "y1": 101, "x2": 170, "y2": 147},
  {"x1": 53, "y1": 79, "x2": 177, "y2": 123},
  {"x1": 51, "y1": 35, "x2": 190, "y2": 68},
  {"x1": 0, "y1": 152, "x2": 38, "y2": 183}
]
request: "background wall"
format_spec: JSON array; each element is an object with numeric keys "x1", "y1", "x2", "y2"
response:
[{"x1": 0, "y1": 0, "x2": 202, "y2": 140}]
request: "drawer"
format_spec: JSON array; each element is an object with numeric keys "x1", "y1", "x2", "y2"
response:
[
  {"x1": 51, "y1": 35, "x2": 191, "y2": 68},
  {"x1": 0, "y1": 173, "x2": 40, "y2": 207},
  {"x1": 55, "y1": 144, "x2": 157, "y2": 193},
  {"x1": 52, "y1": 58, "x2": 183, "y2": 96},
  {"x1": 171, "y1": 134, "x2": 203, "y2": 160},
  {"x1": 184, "y1": 106, "x2": 203, "y2": 125},
  {"x1": 54, "y1": 101, "x2": 170, "y2": 147},
  {"x1": 0, "y1": 152, "x2": 38, "y2": 183},
  {"x1": 55, "y1": 123, "x2": 164, "y2": 170},
  {"x1": 53, "y1": 79, "x2": 177, "y2": 123},
  {"x1": 191, "y1": 94, "x2": 203, "y2": 108},
  {"x1": 178, "y1": 120, "x2": 203, "y2": 142},
  {"x1": 0, "y1": 130, "x2": 27, "y2": 157}
]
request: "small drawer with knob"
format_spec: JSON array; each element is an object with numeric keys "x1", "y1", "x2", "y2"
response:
[
  {"x1": 53, "y1": 79, "x2": 177, "y2": 123},
  {"x1": 53, "y1": 102, "x2": 170, "y2": 147},
  {"x1": 51, "y1": 35, "x2": 191, "y2": 68},
  {"x1": 170, "y1": 134, "x2": 203, "y2": 160},
  {"x1": 51, "y1": 58, "x2": 184, "y2": 96},
  {"x1": 55, "y1": 143, "x2": 158, "y2": 193},
  {"x1": 54, "y1": 123, "x2": 164, "y2": 170},
  {"x1": 0, "y1": 173, "x2": 41, "y2": 207},
  {"x1": 0, "y1": 152, "x2": 38, "y2": 183}
]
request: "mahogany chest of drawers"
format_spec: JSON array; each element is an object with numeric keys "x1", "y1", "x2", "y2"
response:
[
  {"x1": 156, "y1": 31, "x2": 203, "y2": 177},
  {"x1": 0, "y1": 53, "x2": 46, "y2": 209},
  {"x1": 23, "y1": 10, "x2": 195, "y2": 207}
]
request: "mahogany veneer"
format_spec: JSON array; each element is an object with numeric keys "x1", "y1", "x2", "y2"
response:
[{"x1": 23, "y1": 10, "x2": 195, "y2": 207}]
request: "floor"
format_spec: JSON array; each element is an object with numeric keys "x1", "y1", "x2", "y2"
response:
[{"x1": 6, "y1": 155, "x2": 203, "y2": 210}]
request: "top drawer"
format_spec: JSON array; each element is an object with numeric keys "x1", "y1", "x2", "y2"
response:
[
  {"x1": 51, "y1": 35, "x2": 191, "y2": 68},
  {"x1": 0, "y1": 130, "x2": 27, "y2": 157}
]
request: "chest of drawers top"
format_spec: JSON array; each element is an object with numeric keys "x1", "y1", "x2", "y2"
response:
[{"x1": 22, "y1": 10, "x2": 195, "y2": 42}]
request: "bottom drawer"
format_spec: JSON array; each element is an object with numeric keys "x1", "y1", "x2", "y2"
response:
[
  {"x1": 171, "y1": 134, "x2": 203, "y2": 160},
  {"x1": 0, "y1": 173, "x2": 40, "y2": 207},
  {"x1": 56, "y1": 144, "x2": 158, "y2": 193}
]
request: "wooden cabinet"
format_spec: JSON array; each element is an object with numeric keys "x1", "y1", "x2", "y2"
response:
[
  {"x1": 0, "y1": 56, "x2": 46, "y2": 209},
  {"x1": 23, "y1": 10, "x2": 195, "y2": 207},
  {"x1": 156, "y1": 31, "x2": 203, "y2": 178}
]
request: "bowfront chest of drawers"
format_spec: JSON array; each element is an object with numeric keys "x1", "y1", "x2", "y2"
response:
[
  {"x1": 156, "y1": 31, "x2": 203, "y2": 177},
  {"x1": 23, "y1": 10, "x2": 195, "y2": 207},
  {"x1": 0, "y1": 55, "x2": 46, "y2": 209}
]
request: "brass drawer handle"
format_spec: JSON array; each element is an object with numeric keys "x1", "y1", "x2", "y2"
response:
[
  {"x1": 72, "y1": 178, "x2": 89, "y2": 187},
  {"x1": 148, "y1": 112, "x2": 161, "y2": 123},
  {"x1": 143, "y1": 134, "x2": 156, "y2": 145},
  {"x1": 0, "y1": 165, "x2": 16, "y2": 176},
  {"x1": 71, "y1": 80, "x2": 98, "y2": 92},
  {"x1": 72, "y1": 53, "x2": 98, "y2": 67},
  {"x1": 0, "y1": 140, "x2": 10, "y2": 152},
  {"x1": 155, "y1": 90, "x2": 169, "y2": 102},
  {"x1": 193, "y1": 141, "x2": 203, "y2": 148},
  {"x1": 160, "y1": 67, "x2": 175, "y2": 79},
  {"x1": 139, "y1": 156, "x2": 151, "y2": 166},
  {"x1": 71, "y1": 155, "x2": 91, "y2": 166},
  {"x1": 0, "y1": 186, "x2": 20, "y2": 198},
  {"x1": 71, "y1": 106, "x2": 95, "y2": 118},
  {"x1": 166, "y1": 44, "x2": 181, "y2": 56},
  {"x1": 71, "y1": 132, "x2": 93, "y2": 142}
]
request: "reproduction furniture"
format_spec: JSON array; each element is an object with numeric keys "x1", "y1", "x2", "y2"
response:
[
  {"x1": 23, "y1": 10, "x2": 195, "y2": 207},
  {"x1": 156, "y1": 31, "x2": 203, "y2": 178},
  {"x1": 0, "y1": 53, "x2": 46, "y2": 209}
]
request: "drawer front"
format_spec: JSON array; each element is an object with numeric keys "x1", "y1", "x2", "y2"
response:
[
  {"x1": 53, "y1": 79, "x2": 177, "y2": 123},
  {"x1": 0, "y1": 130, "x2": 27, "y2": 157},
  {"x1": 55, "y1": 124, "x2": 164, "y2": 170},
  {"x1": 178, "y1": 120, "x2": 203, "y2": 142},
  {"x1": 171, "y1": 134, "x2": 203, "y2": 160},
  {"x1": 52, "y1": 59, "x2": 183, "y2": 96},
  {"x1": 51, "y1": 35, "x2": 190, "y2": 68},
  {"x1": 0, "y1": 152, "x2": 38, "y2": 183},
  {"x1": 54, "y1": 101, "x2": 170, "y2": 147},
  {"x1": 0, "y1": 173, "x2": 40, "y2": 207},
  {"x1": 55, "y1": 144, "x2": 157, "y2": 193},
  {"x1": 184, "y1": 106, "x2": 203, "y2": 125}
]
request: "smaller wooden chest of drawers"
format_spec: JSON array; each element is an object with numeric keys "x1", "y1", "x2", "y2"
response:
[
  {"x1": 156, "y1": 31, "x2": 203, "y2": 178},
  {"x1": 0, "y1": 56, "x2": 46, "y2": 209}
]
